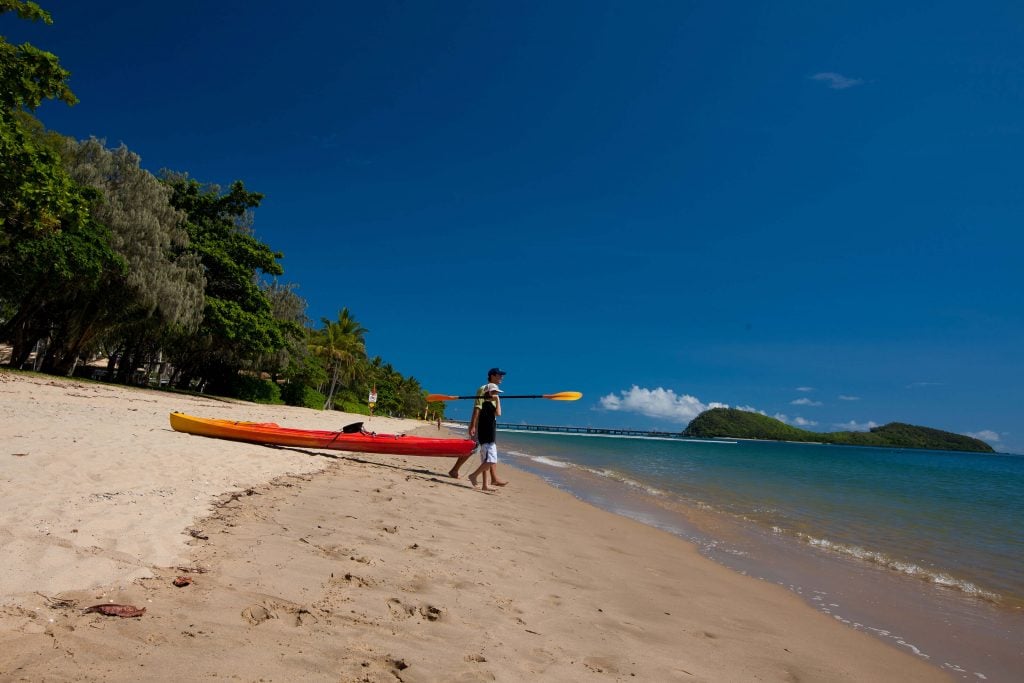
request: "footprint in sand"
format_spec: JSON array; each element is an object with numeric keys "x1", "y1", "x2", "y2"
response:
[
  {"x1": 386, "y1": 598, "x2": 445, "y2": 622},
  {"x1": 335, "y1": 572, "x2": 375, "y2": 588},
  {"x1": 312, "y1": 543, "x2": 357, "y2": 560},
  {"x1": 584, "y1": 655, "x2": 625, "y2": 675},
  {"x1": 241, "y1": 604, "x2": 275, "y2": 625},
  {"x1": 241, "y1": 601, "x2": 318, "y2": 627},
  {"x1": 419, "y1": 605, "x2": 444, "y2": 621},
  {"x1": 290, "y1": 608, "x2": 319, "y2": 627},
  {"x1": 495, "y1": 598, "x2": 524, "y2": 615},
  {"x1": 387, "y1": 598, "x2": 416, "y2": 619}
]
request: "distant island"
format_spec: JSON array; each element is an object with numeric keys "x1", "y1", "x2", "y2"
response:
[{"x1": 683, "y1": 408, "x2": 994, "y2": 453}]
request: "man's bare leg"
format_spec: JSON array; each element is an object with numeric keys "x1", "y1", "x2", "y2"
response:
[
  {"x1": 449, "y1": 455, "x2": 469, "y2": 478},
  {"x1": 491, "y1": 464, "x2": 508, "y2": 486}
]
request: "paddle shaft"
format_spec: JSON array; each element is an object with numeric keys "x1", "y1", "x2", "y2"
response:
[
  {"x1": 438, "y1": 394, "x2": 553, "y2": 400},
  {"x1": 426, "y1": 391, "x2": 581, "y2": 402}
]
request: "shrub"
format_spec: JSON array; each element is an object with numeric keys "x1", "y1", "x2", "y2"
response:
[
  {"x1": 232, "y1": 375, "x2": 283, "y2": 404},
  {"x1": 338, "y1": 398, "x2": 371, "y2": 416},
  {"x1": 281, "y1": 381, "x2": 325, "y2": 409}
]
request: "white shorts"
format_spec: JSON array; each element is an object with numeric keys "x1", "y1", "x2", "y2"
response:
[{"x1": 479, "y1": 442, "x2": 498, "y2": 464}]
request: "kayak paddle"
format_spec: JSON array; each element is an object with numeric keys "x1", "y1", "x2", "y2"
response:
[{"x1": 426, "y1": 391, "x2": 582, "y2": 402}]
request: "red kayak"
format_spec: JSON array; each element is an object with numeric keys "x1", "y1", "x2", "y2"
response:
[{"x1": 169, "y1": 412, "x2": 476, "y2": 457}]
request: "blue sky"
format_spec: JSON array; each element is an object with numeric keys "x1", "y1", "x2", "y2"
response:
[{"x1": 7, "y1": 1, "x2": 1022, "y2": 452}]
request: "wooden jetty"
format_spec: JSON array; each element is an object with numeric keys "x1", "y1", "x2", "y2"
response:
[{"x1": 446, "y1": 420, "x2": 690, "y2": 440}]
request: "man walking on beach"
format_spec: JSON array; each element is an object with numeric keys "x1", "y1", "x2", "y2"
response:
[{"x1": 448, "y1": 368, "x2": 508, "y2": 482}]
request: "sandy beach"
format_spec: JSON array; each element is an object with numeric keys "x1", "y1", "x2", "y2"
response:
[{"x1": 0, "y1": 370, "x2": 947, "y2": 681}]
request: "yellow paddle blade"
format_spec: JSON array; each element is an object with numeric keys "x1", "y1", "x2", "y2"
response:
[{"x1": 543, "y1": 391, "x2": 583, "y2": 401}]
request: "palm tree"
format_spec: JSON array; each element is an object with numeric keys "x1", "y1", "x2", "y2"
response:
[{"x1": 309, "y1": 308, "x2": 367, "y2": 410}]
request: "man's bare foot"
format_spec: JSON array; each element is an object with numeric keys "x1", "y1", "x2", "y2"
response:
[
  {"x1": 492, "y1": 480, "x2": 508, "y2": 486},
  {"x1": 468, "y1": 474, "x2": 479, "y2": 488},
  {"x1": 448, "y1": 468, "x2": 460, "y2": 478}
]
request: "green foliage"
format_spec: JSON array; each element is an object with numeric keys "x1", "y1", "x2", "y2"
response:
[
  {"x1": 337, "y1": 397, "x2": 371, "y2": 416},
  {"x1": 684, "y1": 408, "x2": 995, "y2": 453},
  {"x1": 0, "y1": 1, "x2": 76, "y2": 110},
  {"x1": 16, "y1": 137, "x2": 208, "y2": 376},
  {"x1": 161, "y1": 174, "x2": 289, "y2": 391},
  {"x1": 257, "y1": 279, "x2": 309, "y2": 379},
  {"x1": 62, "y1": 138, "x2": 204, "y2": 325},
  {"x1": 683, "y1": 408, "x2": 808, "y2": 440},
  {"x1": 309, "y1": 308, "x2": 367, "y2": 410},
  {"x1": 0, "y1": 112, "x2": 85, "y2": 239},
  {"x1": 0, "y1": 126, "x2": 126, "y2": 370},
  {"x1": 828, "y1": 423, "x2": 993, "y2": 451},
  {"x1": 280, "y1": 381, "x2": 325, "y2": 409},
  {"x1": 229, "y1": 374, "x2": 283, "y2": 404},
  {"x1": 0, "y1": 6, "x2": 99, "y2": 371},
  {"x1": 357, "y1": 355, "x2": 430, "y2": 419}
]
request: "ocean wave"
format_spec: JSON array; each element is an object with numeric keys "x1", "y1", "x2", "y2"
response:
[
  {"x1": 798, "y1": 534, "x2": 1002, "y2": 602},
  {"x1": 505, "y1": 449, "x2": 667, "y2": 496},
  {"x1": 579, "y1": 466, "x2": 667, "y2": 497},
  {"x1": 527, "y1": 455, "x2": 571, "y2": 468},
  {"x1": 504, "y1": 449, "x2": 571, "y2": 467}
]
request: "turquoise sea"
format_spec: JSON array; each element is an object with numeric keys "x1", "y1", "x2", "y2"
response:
[{"x1": 485, "y1": 429, "x2": 1024, "y2": 681}]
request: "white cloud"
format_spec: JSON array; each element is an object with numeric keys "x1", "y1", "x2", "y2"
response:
[
  {"x1": 833, "y1": 420, "x2": 879, "y2": 431},
  {"x1": 599, "y1": 386, "x2": 728, "y2": 423},
  {"x1": 811, "y1": 72, "x2": 864, "y2": 89},
  {"x1": 790, "y1": 398, "x2": 822, "y2": 406},
  {"x1": 796, "y1": 386, "x2": 815, "y2": 392},
  {"x1": 772, "y1": 413, "x2": 818, "y2": 428},
  {"x1": 967, "y1": 430, "x2": 1000, "y2": 443},
  {"x1": 838, "y1": 395, "x2": 860, "y2": 401}
]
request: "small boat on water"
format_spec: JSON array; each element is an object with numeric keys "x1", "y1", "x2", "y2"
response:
[{"x1": 169, "y1": 412, "x2": 476, "y2": 457}]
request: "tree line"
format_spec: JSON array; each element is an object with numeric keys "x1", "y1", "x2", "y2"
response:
[{"x1": 0, "y1": 1, "x2": 439, "y2": 420}]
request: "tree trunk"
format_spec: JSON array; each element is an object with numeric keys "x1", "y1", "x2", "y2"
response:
[
  {"x1": 3, "y1": 305, "x2": 46, "y2": 369},
  {"x1": 323, "y1": 362, "x2": 341, "y2": 410},
  {"x1": 104, "y1": 347, "x2": 122, "y2": 379}
]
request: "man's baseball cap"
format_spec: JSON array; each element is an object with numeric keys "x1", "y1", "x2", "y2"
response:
[
  {"x1": 483, "y1": 382, "x2": 503, "y2": 394},
  {"x1": 488, "y1": 367, "x2": 507, "y2": 376}
]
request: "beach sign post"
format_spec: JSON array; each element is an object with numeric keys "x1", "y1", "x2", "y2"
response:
[{"x1": 368, "y1": 385, "x2": 377, "y2": 415}]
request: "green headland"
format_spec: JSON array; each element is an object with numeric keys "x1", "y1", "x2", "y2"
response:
[{"x1": 683, "y1": 408, "x2": 994, "y2": 453}]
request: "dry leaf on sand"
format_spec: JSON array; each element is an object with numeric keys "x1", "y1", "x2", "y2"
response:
[{"x1": 82, "y1": 604, "x2": 146, "y2": 618}]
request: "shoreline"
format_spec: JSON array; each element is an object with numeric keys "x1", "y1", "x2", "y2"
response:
[
  {"x1": 1, "y1": 371, "x2": 947, "y2": 680},
  {"x1": 505, "y1": 447, "x2": 1023, "y2": 681}
]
